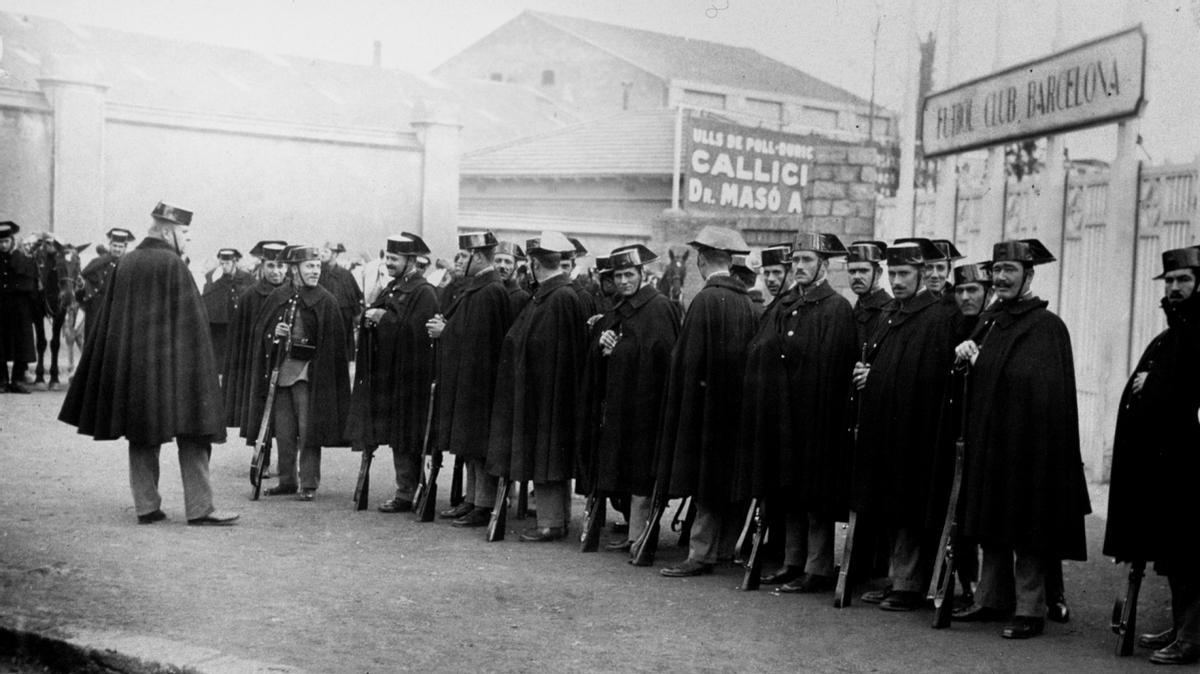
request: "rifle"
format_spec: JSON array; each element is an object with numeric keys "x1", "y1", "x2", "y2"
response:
[
  {"x1": 738, "y1": 498, "x2": 768, "y2": 591},
  {"x1": 413, "y1": 342, "x2": 440, "y2": 522},
  {"x1": 629, "y1": 482, "x2": 665, "y2": 566},
  {"x1": 928, "y1": 365, "x2": 970, "y2": 628},
  {"x1": 250, "y1": 295, "x2": 297, "y2": 500},
  {"x1": 1111, "y1": 559, "x2": 1145, "y2": 656},
  {"x1": 351, "y1": 320, "x2": 375, "y2": 511},
  {"x1": 672, "y1": 497, "x2": 695, "y2": 549},
  {"x1": 486, "y1": 478, "x2": 510, "y2": 542},
  {"x1": 516, "y1": 481, "x2": 530, "y2": 519},
  {"x1": 579, "y1": 491, "x2": 606, "y2": 552},
  {"x1": 449, "y1": 456, "x2": 465, "y2": 507},
  {"x1": 834, "y1": 344, "x2": 870, "y2": 608}
]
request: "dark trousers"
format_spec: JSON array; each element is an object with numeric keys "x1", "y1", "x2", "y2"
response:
[
  {"x1": 977, "y1": 545, "x2": 1047, "y2": 617},
  {"x1": 273, "y1": 382, "x2": 321, "y2": 490},
  {"x1": 1170, "y1": 565, "x2": 1200, "y2": 646}
]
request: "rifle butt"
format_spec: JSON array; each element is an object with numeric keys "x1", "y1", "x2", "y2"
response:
[
  {"x1": 450, "y1": 456, "x2": 465, "y2": 507},
  {"x1": 352, "y1": 448, "x2": 373, "y2": 511},
  {"x1": 1113, "y1": 560, "x2": 1145, "y2": 656},
  {"x1": 833, "y1": 511, "x2": 858, "y2": 608},
  {"x1": 930, "y1": 552, "x2": 956, "y2": 629},
  {"x1": 739, "y1": 526, "x2": 767, "y2": 591},
  {"x1": 579, "y1": 494, "x2": 606, "y2": 553},
  {"x1": 486, "y1": 479, "x2": 510, "y2": 542},
  {"x1": 416, "y1": 479, "x2": 438, "y2": 522},
  {"x1": 630, "y1": 507, "x2": 662, "y2": 567},
  {"x1": 516, "y1": 481, "x2": 530, "y2": 519}
]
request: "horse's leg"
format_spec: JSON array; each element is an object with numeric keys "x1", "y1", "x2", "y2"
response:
[
  {"x1": 65, "y1": 307, "x2": 80, "y2": 375},
  {"x1": 33, "y1": 310, "x2": 48, "y2": 384},
  {"x1": 49, "y1": 310, "x2": 65, "y2": 386}
]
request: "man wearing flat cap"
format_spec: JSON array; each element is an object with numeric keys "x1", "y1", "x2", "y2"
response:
[
  {"x1": 225, "y1": 241, "x2": 289, "y2": 439},
  {"x1": 488, "y1": 230, "x2": 587, "y2": 541},
  {"x1": 736, "y1": 232, "x2": 857, "y2": 594},
  {"x1": 425, "y1": 231, "x2": 511, "y2": 526},
  {"x1": 60, "y1": 202, "x2": 238, "y2": 526},
  {"x1": 78, "y1": 227, "x2": 135, "y2": 342},
  {"x1": 494, "y1": 240, "x2": 531, "y2": 317},
  {"x1": 0, "y1": 221, "x2": 38, "y2": 393},
  {"x1": 202, "y1": 248, "x2": 254, "y2": 373},
  {"x1": 248, "y1": 244, "x2": 351, "y2": 501},
  {"x1": 575, "y1": 244, "x2": 680, "y2": 551},
  {"x1": 850, "y1": 237, "x2": 957, "y2": 611},
  {"x1": 1104, "y1": 246, "x2": 1200, "y2": 665},
  {"x1": 952, "y1": 239, "x2": 1090, "y2": 640},
  {"x1": 845, "y1": 241, "x2": 893, "y2": 352},
  {"x1": 657, "y1": 225, "x2": 757, "y2": 577}
]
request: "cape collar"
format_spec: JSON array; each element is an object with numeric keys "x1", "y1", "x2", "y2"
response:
[
  {"x1": 137, "y1": 237, "x2": 175, "y2": 254},
  {"x1": 533, "y1": 273, "x2": 570, "y2": 302},
  {"x1": 856, "y1": 286, "x2": 891, "y2": 311},
  {"x1": 892, "y1": 288, "x2": 937, "y2": 314},
  {"x1": 614, "y1": 284, "x2": 657, "y2": 316},
  {"x1": 704, "y1": 274, "x2": 748, "y2": 294},
  {"x1": 795, "y1": 279, "x2": 835, "y2": 304}
]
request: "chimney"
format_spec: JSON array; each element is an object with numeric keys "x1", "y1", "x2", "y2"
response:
[{"x1": 372, "y1": 40, "x2": 382, "y2": 67}]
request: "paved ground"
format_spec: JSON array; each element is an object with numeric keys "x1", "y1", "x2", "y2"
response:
[{"x1": 0, "y1": 386, "x2": 1172, "y2": 672}]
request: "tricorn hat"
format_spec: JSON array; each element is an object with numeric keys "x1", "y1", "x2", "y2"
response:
[
  {"x1": 526, "y1": 231, "x2": 575, "y2": 256},
  {"x1": 282, "y1": 244, "x2": 321, "y2": 264},
  {"x1": 760, "y1": 244, "x2": 792, "y2": 268},
  {"x1": 387, "y1": 232, "x2": 431, "y2": 256},
  {"x1": 688, "y1": 225, "x2": 750, "y2": 255},
  {"x1": 1154, "y1": 246, "x2": 1200, "y2": 279},
  {"x1": 106, "y1": 227, "x2": 136, "y2": 243},
  {"x1": 594, "y1": 255, "x2": 612, "y2": 276},
  {"x1": 0, "y1": 221, "x2": 19, "y2": 238},
  {"x1": 608, "y1": 244, "x2": 657, "y2": 270},
  {"x1": 794, "y1": 232, "x2": 849, "y2": 257},
  {"x1": 250, "y1": 240, "x2": 288, "y2": 258},
  {"x1": 847, "y1": 240, "x2": 888, "y2": 264},
  {"x1": 992, "y1": 239, "x2": 1056, "y2": 266},
  {"x1": 568, "y1": 237, "x2": 588, "y2": 258},
  {"x1": 495, "y1": 240, "x2": 526, "y2": 260},
  {"x1": 458, "y1": 231, "x2": 498, "y2": 250},
  {"x1": 257, "y1": 241, "x2": 289, "y2": 262},
  {"x1": 895, "y1": 237, "x2": 952, "y2": 263},
  {"x1": 217, "y1": 248, "x2": 242, "y2": 261},
  {"x1": 151, "y1": 202, "x2": 192, "y2": 227},
  {"x1": 886, "y1": 238, "x2": 941, "y2": 267},
  {"x1": 953, "y1": 262, "x2": 993, "y2": 286},
  {"x1": 932, "y1": 239, "x2": 965, "y2": 262}
]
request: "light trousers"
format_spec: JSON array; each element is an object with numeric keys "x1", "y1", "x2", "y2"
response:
[{"x1": 128, "y1": 437, "x2": 214, "y2": 521}]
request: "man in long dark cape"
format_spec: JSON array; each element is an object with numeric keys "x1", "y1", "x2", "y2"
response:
[
  {"x1": 487, "y1": 230, "x2": 587, "y2": 541},
  {"x1": 1103, "y1": 246, "x2": 1200, "y2": 664},
  {"x1": 77, "y1": 227, "x2": 133, "y2": 342},
  {"x1": 202, "y1": 248, "x2": 254, "y2": 372},
  {"x1": 656, "y1": 226, "x2": 756, "y2": 578},
  {"x1": 0, "y1": 222, "x2": 37, "y2": 393},
  {"x1": 494, "y1": 241, "x2": 531, "y2": 318},
  {"x1": 846, "y1": 241, "x2": 892, "y2": 352},
  {"x1": 953, "y1": 239, "x2": 1090, "y2": 640},
  {"x1": 575, "y1": 244, "x2": 680, "y2": 551},
  {"x1": 223, "y1": 240, "x2": 289, "y2": 433}
]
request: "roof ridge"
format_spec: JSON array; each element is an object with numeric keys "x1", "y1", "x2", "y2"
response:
[{"x1": 462, "y1": 107, "x2": 672, "y2": 158}]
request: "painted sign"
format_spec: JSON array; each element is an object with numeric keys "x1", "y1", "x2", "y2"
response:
[
  {"x1": 683, "y1": 116, "x2": 816, "y2": 215},
  {"x1": 921, "y1": 26, "x2": 1145, "y2": 158}
]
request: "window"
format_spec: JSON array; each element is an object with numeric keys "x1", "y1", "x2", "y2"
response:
[
  {"x1": 798, "y1": 106, "x2": 839, "y2": 129},
  {"x1": 682, "y1": 89, "x2": 727, "y2": 110},
  {"x1": 746, "y1": 98, "x2": 784, "y2": 123},
  {"x1": 541, "y1": 69, "x2": 555, "y2": 86}
]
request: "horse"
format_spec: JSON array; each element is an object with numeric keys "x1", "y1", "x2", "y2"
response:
[
  {"x1": 30, "y1": 235, "x2": 87, "y2": 389},
  {"x1": 656, "y1": 246, "x2": 690, "y2": 310}
]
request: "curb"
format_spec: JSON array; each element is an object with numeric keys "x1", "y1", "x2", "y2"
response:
[{"x1": 0, "y1": 618, "x2": 304, "y2": 674}]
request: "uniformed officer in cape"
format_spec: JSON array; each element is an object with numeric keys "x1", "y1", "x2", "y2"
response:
[
  {"x1": 845, "y1": 240, "x2": 892, "y2": 351},
  {"x1": 77, "y1": 227, "x2": 135, "y2": 341},
  {"x1": 850, "y1": 238, "x2": 957, "y2": 610},
  {"x1": 248, "y1": 244, "x2": 351, "y2": 501},
  {"x1": 59, "y1": 202, "x2": 238, "y2": 526},
  {"x1": 202, "y1": 247, "x2": 254, "y2": 372},
  {"x1": 656, "y1": 225, "x2": 757, "y2": 577},
  {"x1": 223, "y1": 240, "x2": 289, "y2": 433},
  {"x1": 1103, "y1": 245, "x2": 1200, "y2": 665},
  {"x1": 487, "y1": 230, "x2": 587, "y2": 541},
  {"x1": 318, "y1": 241, "x2": 364, "y2": 361},
  {"x1": 493, "y1": 240, "x2": 531, "y2": 318},
  {"x1": 343, "y1": 233, "x2": 438, "y2": 512},
  {"x1": 425, "y1": 231, "x2": 512, "y2": 526},
  {"x1": 731, "y1": 254, "x2": 764, "y2": 320},
  {"x1": 951, "y1": 239, "x2": 1090, "y2": 639},
  {"x1": 0, "y1": 221, "x2": 38, "y2": 393},
  {"x1": 736, "y1": 233, "x2": 857, "y2": 594},
  {"x1": 574, "y1": 243, "x2": 681, "y2": 551}
]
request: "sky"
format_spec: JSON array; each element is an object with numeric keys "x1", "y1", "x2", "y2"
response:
[{"x1": 1, "y1": 0, "x2": 1197, "y2": 162}]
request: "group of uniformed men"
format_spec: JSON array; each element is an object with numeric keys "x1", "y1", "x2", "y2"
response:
[{"x1": 44, "y1": 200, "x2": 1200, "y2": 664}]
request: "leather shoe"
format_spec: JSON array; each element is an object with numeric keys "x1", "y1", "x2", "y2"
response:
[
  {"x1": 294, "y1": 489, "x2": 316, "y2": 502},
  {"x1": 860, "y1": 588, "x2": 891, "y2": 604},
  {"x1": 136, "y1": 509, "x2": 167, "y2": 525},
  {"x1": 779, "y1": 573, "x2": 836, "y2": 594},
  {"x1": 762, "y1": 565, "x2": 804, "y2": 586},
  {"x1": 880, "y1": 590, "x2": 923, "y2": 611},
  {"x1": 1140, "y1": 629, "x2": 1178, "y2": 651},
  {"x1": 953, "y1": 604, "x2": 1005, "y2": 622},
  {"x1": 660, "y1": 559, "x2": 714, "y2": 577},
  {"x1": 187, "y1": 511, "x2": 239, "y2": 526},
  {"x1": 377, "y1": 498, "x2": 412, "y2": 513},
  {"x1": 1150, "y1": 640, "x2": 1200, "y2": 665},
  {"x1": 264, "y1": 485, "x2": 297, "y2": 496},
  {"x1": 1047, "y1": 598, "x2": 1070, "y2": 623},
  {"x1": 440, "y1": 502, "x2": 474, "y2": 519},
  {"x1": 451, "y1": 507, "x2": 491, "y2": 528},
  {"x1": 1001, "y1": 616, "x2": 1045, "y2": 639},
  {"x1": 519, "y1": 526, "x2": 564, "y2": 542},
  {"x1": 605, "y1": 539, "x2": 633, "y2": 553}
]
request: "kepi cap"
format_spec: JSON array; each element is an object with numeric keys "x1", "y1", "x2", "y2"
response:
[
  {"x1": 282, "y1": 245, "x2": 321, "y2": 264},
  {"x1": 106, "y1": 227, "x2": 136, "y2": 243},
  {"x1": 953, "y1": 262, "x2": 993, "y2": 286},
  {"x1": 594, "y1": 256, "x2": 612, "y2": 276},
  {"x1": 0, "y1": 221, "x2": 19, "y2": 238},
  {"x1": 250, "y1": 240, "x2": 288, "y2": 258},
  {"x1": 387, "y1": 232, "x2": 431, "y2": 256},
  {"x1": 887, "y1": 238, "x2": 941, "y2": 267},
  {"x1": 257, "y1": 242, "x2": 288, "y2": 262},
  {"x1": 992, "y1": 239, "x2": 1056, "y2": 266},
  {"x1": 217, "y1": 248, "x2": 241, "y2": 261},
  {"x1": 688, "y1": 225, "x2": 749, "y2": 255},
  {"x1": 608, "y1": 244, "x2": 657, "y2": 270},
  {"x1": 847, "y1": 240, "x2": 888, "y2": 264},
  {"x1": 794, "y1": 232, "x2": 848, "y2": 257},
  {"x1": 458, "y1": 231, "x2": 498, "y2": 250},
  {"x1": 760, "y1": 244, "x2": 792, "y2": 268},
  {"x1": 1154, "y1": 246, "x2": 1200, "y2": 279},
  {"x1": 151, "y1": 202, "x2": 192, "y2": 227},
  {"x1": 495, "y1": 240, "x2": 526, "y2": 260}
]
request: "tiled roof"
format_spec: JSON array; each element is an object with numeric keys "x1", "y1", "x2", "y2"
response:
[
  {"x1": 462, "y1": 108, "x2": 678, "y2": 177},
  {"x1": 450, "y1": 78, "x2": 582, "y2": 152},
  {"x1": 527, "y1": 11, "x2": 870, "y2": 108}
]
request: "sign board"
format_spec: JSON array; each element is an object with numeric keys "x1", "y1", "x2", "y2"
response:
[
  {"x1": 683, "y1": 116, "x2": 816, "y2": 215},
  {"x1": 921, "y1": 26, "x2": 1145, "y2": 158}
]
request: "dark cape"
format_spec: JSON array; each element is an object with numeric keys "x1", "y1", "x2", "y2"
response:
[
  {"x1": 433, "y1": 269, "x2": 511, "y2": 460},
  {"x1": 734, "y1": 280, "x2": 857, "y2": 518},
  {"x1": 959, "y1": 296, "x2": 1091, "y2": 561},
  {"x1": 850, "y1": 290, "x2": 956, "y2": 526},
  {"x1": 486, "y1": 274, "x2": 587, "y2": 482},
  {"x1": 245, "y1": 284, "x2": 351, "y2": 447},
  {"x1": 202, "y1": 268, "x2": 254, "y2": 324},
  {"x1": 0, "y1": 248, "x2": 37, "y2": 364},
  {"x1": 1104, "y1": 293, "x2": 1200, "y2": 565},
  {"x1": 60, "y1": 238, "x2": 225, "y2": 445},
  {"x1": 77, "y1": 253, "x2": 120, "y2": 339},
  {"x1": 346, "y1": 272, "x2": 439, "y2": 450},
  {"x1": 656, "y1": 273, "x2": 757, "y2": 502},
  {"x1": 504, "y1": 278, "x2": 531, "y2": 317},
  {"x1": 222, "y1": 278, "x2": 286, "y2": 430},
  {"x1": 319, "y1": 262, "x2": 363, "y2": 358},
  {"x1": 575, "y1": 284, "x2": 680, "y2": 496},
  {"x1": 853, "y1": 286, "x2": 892, "y2": 353}
]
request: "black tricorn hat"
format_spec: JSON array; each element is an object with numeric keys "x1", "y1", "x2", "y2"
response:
[
  {"x1": 894, "y1": 237, "x2": 950, "y2": 262},
  {"x1": 760, "y1": 244, "x2": 792, "y2": 268},
  {"x1": 992, "y1": 239, "x2": 1056, "y2": 266},
  {"x1": 256, "y1": 242, "x2": 289, "y2": 262},
  {"x1": 151, "y1": 202, "x2": 192, "y2": 227},
  {"x1": 887, "y1": 238, "x2": 941, "y2": 267},
  {"x1": 250, "y1": 240, "x2": 288, "y2": 258},
  {"x1": 0, "y1": 221, "x2": 18, "y2": 238},
  {"x1": 458, "y1": 231, "x2": 498, "y2": 250},
  {"x1": 953, "y1": 262, "x2": 993, "y2": 286},
  {"x1": 217, "y1": 248, "x2": 241, "y2": 261},
  {"x1": 1154, "y1": 246, "x2": 1200, "y2": 279},
  {"x1": 387, "y1": 232, "x2": 432, "y2": 256},
  {"x1": 794, "y1": 232, "x2": 849, "y2": 257},
  {"x1": 847, "y1": 240, "x2": 888, "y2": 264},
  {"x1": 282, "y1": 245, "x2": 321, "y2": 264},
  {"x1": 594, "y1": 255, "x2": 612, "y2": 275},
  {"x1": 106, "y1": 227, "x2": 136, "y2": 243},
  {"x1": 608, "y1": 244, "x2": 657, "y2": 270},
  {"x1": 931, "y1": 239, "x2": 965, "y2": 262},
  {"x1": 495, "y1": 240, "x2": 526, "y2": 260},
  {"x1": 568, "y1": 237, "x2": 588, "y2": 257}
]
